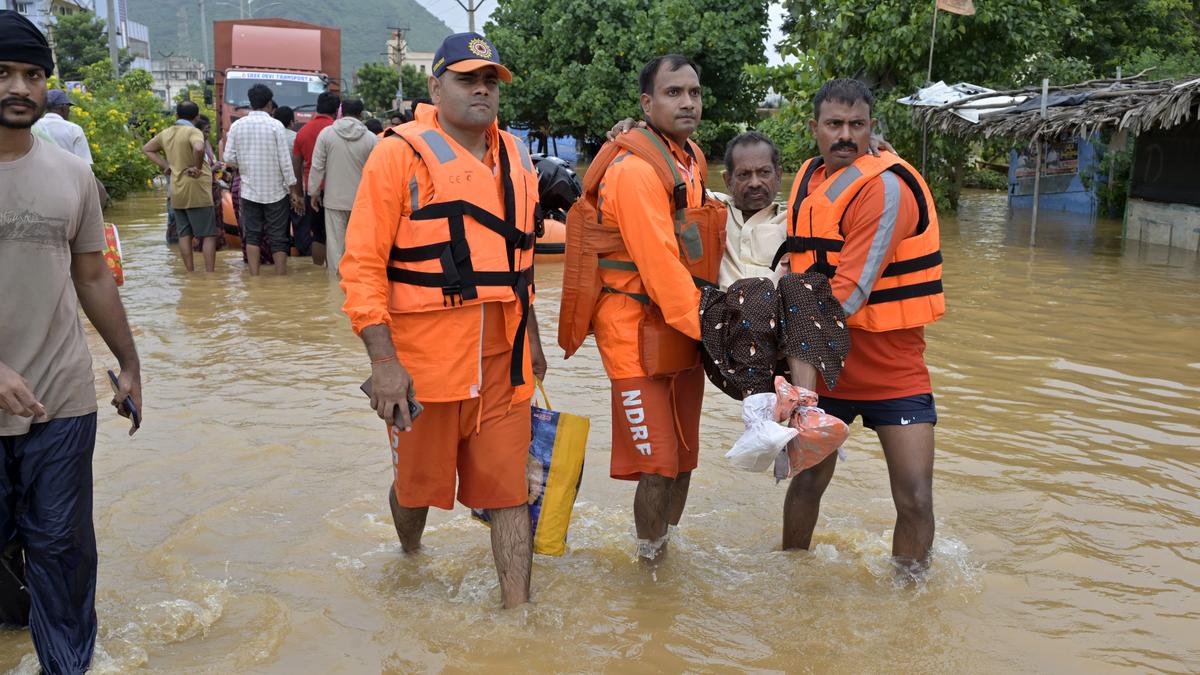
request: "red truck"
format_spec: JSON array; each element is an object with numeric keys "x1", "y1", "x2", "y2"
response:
[
  {"x1": 213, "y1": 18, "x2": 341, "y2": 139},
  {"x1": 210, "y1": 18, "x2": 340, "y2": 250}
]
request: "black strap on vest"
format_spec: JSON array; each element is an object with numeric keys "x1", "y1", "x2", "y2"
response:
[
  {"x1": 388, "y1": 136, "x2": 536, "y2": 387},
  {"x1": 770, "y1": 235, "x2": 843, "y2": 271},
  {"x1": 881, "y1": 251, "x2": 942, "y2": 277},
  {"x1": 868, "y1": 279, "x2": 943, "y2": 305},
  {"x1": 787, "y1": 157, "x2": 826, "y2": 232}
]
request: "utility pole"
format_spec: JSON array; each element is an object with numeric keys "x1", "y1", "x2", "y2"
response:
[
  {"x1": 158, "y1": 49, "x2": 176, "y2": 105},
  {"x1": 198, "y1": 0, "x2": 210, "y2": 69},
  {"x1": 452, "y1": 0, "x2": 485, "y2": 32},
  {"x1": 1030, "y1": 77, "x2": 1049, "y2": 247},
  {"x1": 106, "y1": 0, "x2": 120, "y2": 77},
  {"x1": 383, "y1": 24, "x2": 409, "y2": 111}
]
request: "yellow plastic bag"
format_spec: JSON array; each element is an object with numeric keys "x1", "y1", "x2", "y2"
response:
[{"x1": 474, "y1": 381, "x2": 590, "y2": 556}]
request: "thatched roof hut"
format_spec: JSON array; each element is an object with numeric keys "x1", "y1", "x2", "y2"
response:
[{"x1": 911, "y1": 74, "x2": 1200, "y2": 141}]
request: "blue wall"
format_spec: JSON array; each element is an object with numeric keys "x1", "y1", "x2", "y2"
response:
[{"x1": 1008, "y1": 136, "x2": 1101, "y2": 214}]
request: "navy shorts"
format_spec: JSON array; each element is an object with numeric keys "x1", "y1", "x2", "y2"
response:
[{"x1": 818, "y1": 393, "x2": 938, "y2": 430}]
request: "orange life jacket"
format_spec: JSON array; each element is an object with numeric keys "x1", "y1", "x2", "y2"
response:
[
  {"x1": 558, "y1": 127, "x2": 726, "y2": 359},
  {"x1": 775, "y1": 152, "x2": 945, "y2": 332},
  {"x1": 386, "y1": 122, "x2": 539, "y2": 384}
]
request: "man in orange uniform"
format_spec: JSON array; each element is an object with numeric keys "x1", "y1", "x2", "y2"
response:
[
  {"x1": 339, "y1": 33, "x2": 547, "y2": 608},
  {"x1": 779, "y1": 79, "x2": 944, "y2": 572},
  {"x1": 590, "y1": 55, "x2": 724, "y2": 560}
]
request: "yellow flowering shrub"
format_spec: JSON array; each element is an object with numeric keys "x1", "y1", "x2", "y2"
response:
[{"x1": 61, "y1": 61, "x2": 170, "y2": 200}]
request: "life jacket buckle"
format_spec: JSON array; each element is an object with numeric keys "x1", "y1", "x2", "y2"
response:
[{"x1": 442, "y1": 284, "x2": 464, "y2": 307}]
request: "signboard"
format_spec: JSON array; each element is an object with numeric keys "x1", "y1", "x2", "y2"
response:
[
  {"x1": 227, "y1": 71, "x2": 321, "y2": 83},
  {"x1": 1015, "y1": 140, "x2": 1080, "y2": 178}
]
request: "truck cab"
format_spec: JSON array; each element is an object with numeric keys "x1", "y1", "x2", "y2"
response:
[
  {"x1": 213, "y1": 18, "x2": 342, "y2": 141},
  {"x1": 221, "y1": 70, "x2": 329, "y2": 132}
]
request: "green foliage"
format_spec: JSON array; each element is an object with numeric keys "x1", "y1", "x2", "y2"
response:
[
  {"x1": 486, "y1": 0, "x2": 770, "y2": 158},
  {"x1": 963, "y1": 166, "x2": 1008, "y2": 191},
  {"x1": 51, "y1": 11, "x2": 133, "y2": 80},
  {"x1": 175, "y1": 84, "x2": 218, "y2": 146},
  {"x1": 771, "y1": 0, "x2": 1200, "y2": 211},
  {"x1": 399, "y1": 64, "x2": 429, "y2": 103},
  {"x1": 125, "y1": 0, "x2": 455, "y2": 85},
  {"x1": 753, "y1": 104, "x2": 814, "y2": 173},
  {"x1": 64, "y1": 61, "x2": 170, "y2": 200},
  {"x1": 355, "y1": 62, "x2": 399, "y2": 113},
  {"x1": 1082, "y1": 141, "x2": 1134, "y2": 217}
]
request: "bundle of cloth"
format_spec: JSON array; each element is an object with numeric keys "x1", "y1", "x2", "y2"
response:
[{"x1": 699, "y1": 273, "x2": 851, "y2": 480}]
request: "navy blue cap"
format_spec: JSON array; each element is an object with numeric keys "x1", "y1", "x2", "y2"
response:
[
  {"x1": 47, "y1": 90, "x2": 74, "y2": 107},
  {"x1": 432, "y1": 32, "x2": 512, "y2": 83}
]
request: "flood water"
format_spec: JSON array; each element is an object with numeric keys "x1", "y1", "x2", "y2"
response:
[{"x1": 2, "y1": 189, "x2": 1198, "y2": 673}]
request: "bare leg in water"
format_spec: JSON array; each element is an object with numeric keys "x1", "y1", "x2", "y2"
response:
[
  {"x1": 635, "y1": 472, "x2": 689, "y2": 561},
  {"x1": 487, "y1": 505, "x2": 532, "y2": 608},
  {"x1": 781, "y1": 355, "x2": 834, "y2": 550},
  {"x1": 388, "y1": 488, "x2": 428, "y2": 553},
  {"x1": 200, "y1": 236, "x2": 218, "y2": 272},
  {"x1": 247, "y1": 244, "x2": 262, "y2": 276},
  {"x1": 177, "y1": 235, "x2": 195, "y2": 272},
  {"x1": 781, "y1": 424, "x2": 935, "y2": 570},
  {"x1": 388, "y1": 489, "x2": 531, "y2": 607},
  {"x1": 667, "y1": 470, "x2": 691, "y2": 527},
  {"x1": 781, "y1": 449, "x2": 838, "y2": 550},
  {"x1": 877, "y1": 423, "x2": 935, "y2": 571},
  {"x1": 272, "y1": 251, "x2": 288, "y2": 275}
]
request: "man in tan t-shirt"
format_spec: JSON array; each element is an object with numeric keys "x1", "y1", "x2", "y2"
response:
[
  {"x1": 0, "y1": 12, "x2": 143, "y2": 671},
  {"x1": 143, "y1": 100, "x2": 216, "y2": 272}
]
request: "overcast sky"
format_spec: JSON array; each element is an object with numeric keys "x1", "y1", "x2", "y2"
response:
[{"x1": 420, "y1": 1, "x2": 791, "y2": 66}]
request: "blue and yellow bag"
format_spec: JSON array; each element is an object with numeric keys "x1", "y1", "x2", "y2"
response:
[{"x1": 473, "y1": 382, "x2": 589, "y2": 556}]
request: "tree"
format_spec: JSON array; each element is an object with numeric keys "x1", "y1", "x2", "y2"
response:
[
  {"x1": 60, "y1": 61, "x2": 169, "y2": 199},
  {"x1": 766, "y1": 0, "x2": 1200, "y2": 209},
  {"x1": 399, "y1": 64, "x2": 429, "y2": 103},
  {"x1": 486, "y1": 0, "x2": 770, "y2": 158},
  {"x1": 51, "y1": 11, "x2": 133, "y2": 81},
  {"x1": 356, "y1": 62, "x2": 400, "y2": 112}
]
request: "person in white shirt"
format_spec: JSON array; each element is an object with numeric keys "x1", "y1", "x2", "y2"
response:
[
  {"x1": 223, "y1": 84, "x2": 303, "y2": 276},
  {"x1": 32, "y1": 88, "x2": 108, "y2": 205},
  {"x1": 711, "y1": 131, "x2": 788, "y2": 289}
]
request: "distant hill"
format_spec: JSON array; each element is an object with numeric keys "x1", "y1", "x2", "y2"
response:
[{"x1": 126, "y1": 0, "x2": 454, "y2": 82}]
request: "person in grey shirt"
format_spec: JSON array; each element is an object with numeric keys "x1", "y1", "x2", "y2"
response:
[{"x1": 308, "y1": 98, "x2": 378, "y2": 277}]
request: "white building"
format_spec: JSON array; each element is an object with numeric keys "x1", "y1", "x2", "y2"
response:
[
  {"x1": 10, "y1": 0, "x2": 87, "y2": 65},
  {"x1": 150, "y1": 55, "x2": 205, "y2": 104},
  {"x1": 91, "y1": 0, "x2": 151, "y2": 72},
  {"x1": 11, "y1": 0, "x2": 153, "y2": 74}
]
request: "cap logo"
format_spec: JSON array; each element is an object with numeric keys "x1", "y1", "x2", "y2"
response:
[{"x1": 467, "y1": 38, "x2": 493, "y2": 59}]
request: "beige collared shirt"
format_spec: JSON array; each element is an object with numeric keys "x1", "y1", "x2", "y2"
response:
[{"x1": 712, "y1": 192, "x2": 788, "y2": 290}]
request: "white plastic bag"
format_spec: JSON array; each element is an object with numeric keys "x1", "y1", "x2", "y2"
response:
[{"x1": 725, "y1": 393, "x2": 799, "y2": 472}]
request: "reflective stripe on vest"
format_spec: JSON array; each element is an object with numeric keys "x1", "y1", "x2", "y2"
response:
[
  {"x1": 598, "y1": 257, "x2": 716, "y2": 304},
  {"x1": 780, "y1": 152, "x2": 944, "y2": 331}
]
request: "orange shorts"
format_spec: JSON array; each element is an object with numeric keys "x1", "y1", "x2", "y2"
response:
[
  {"x1": 389, "y1": 351, "x2": 531, "y2": 510},
  {"x1": 609, "y1": 364, "x2": 704, "y2": 480}
]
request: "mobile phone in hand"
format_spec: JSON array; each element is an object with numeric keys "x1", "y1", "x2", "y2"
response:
[
  {"x1": 360, "y1": 376, "x2": 423, "y2": 422},
  {"x1": 106, "y1": 369, "x2": 140, "y2": 433}
]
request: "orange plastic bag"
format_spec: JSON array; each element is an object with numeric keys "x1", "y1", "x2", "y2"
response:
[{"x1": 773, "y1": 376, "x2": 848, "y2": 479}]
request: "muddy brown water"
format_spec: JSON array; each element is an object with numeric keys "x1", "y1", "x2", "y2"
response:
[{"x1": 2, "y1": 188, "x2": 1197, "y2": 673}]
